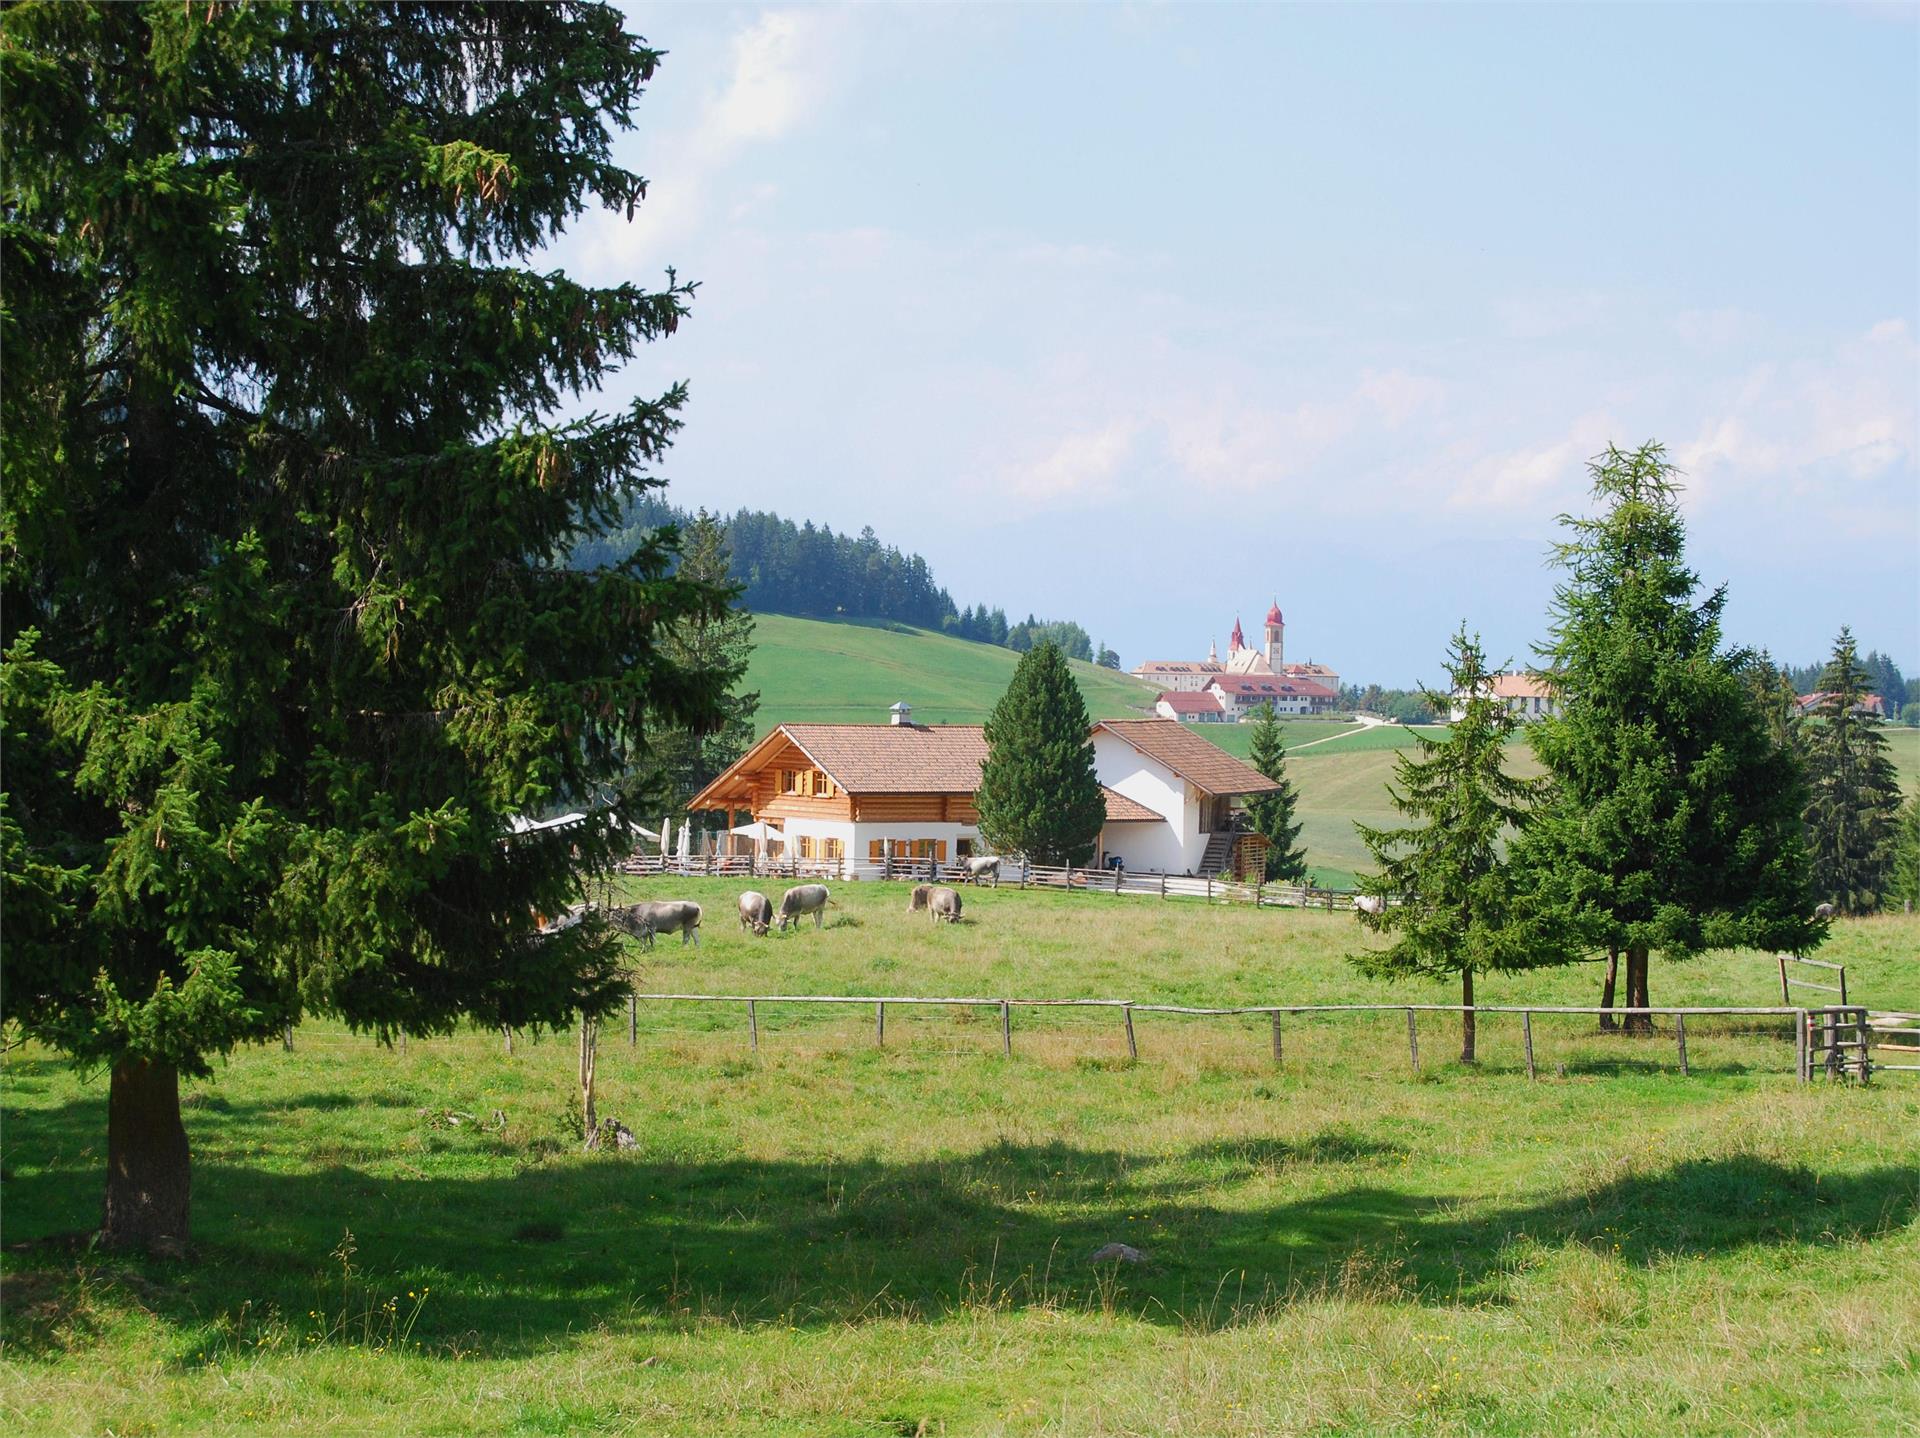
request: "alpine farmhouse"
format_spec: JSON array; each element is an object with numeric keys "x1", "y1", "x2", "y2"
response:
[{"x1": 687, "y1": 706, "x2": 1284, "y2": 878}]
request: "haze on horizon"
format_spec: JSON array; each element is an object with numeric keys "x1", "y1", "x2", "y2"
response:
[{"x1": 545, "y1": 3, "x2": 1919, "y2": 685}]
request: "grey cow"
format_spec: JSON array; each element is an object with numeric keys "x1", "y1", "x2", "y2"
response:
[
  {"x1": 922, "y1": 884, "x2": 963, "y2": 924},
  {"x1": 960, "y1": 855, "x2": 1003, "y2": 887},
  {"x1": 777, "y1": 883, "x2": 834, "y2": 931},
  {"x1": 611, "y1": 899, "x2": 702, "y2": 949},
  {"x1": 737, "y1": 890, "x2": 774, "y2": 935}
]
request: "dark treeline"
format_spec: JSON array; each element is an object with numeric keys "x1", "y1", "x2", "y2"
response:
[{"x1": 571, "y1": 497, "x2": 1103, "y2": 663}]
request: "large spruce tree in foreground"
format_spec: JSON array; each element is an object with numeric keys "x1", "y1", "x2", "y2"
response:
[
  {"x1": 1803, "y1": 628, "x2": 1902, "y2": 913},
  {"x1": 975, "y1": 643, "x2": 1105, "y2": 865},
  {"x1": 0, "y1": 4, "x2": 730, "y2": 1250},
  {"x1": 1508, "y1": 444, "x2": 1819, "y2": 1032},
  {"x1": 1352, "y1": 629, "x2": 1539, "y2": 1063},
  {"x1": 1243, "y1": 703, "x2": 1307, "y2": 882}
]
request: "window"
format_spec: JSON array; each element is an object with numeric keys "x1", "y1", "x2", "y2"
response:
[
  {"x1": 816, "y1": 771, "x2": 834, "y2": 797},
  {"x1": 779, "y1": 769, "x2": 799, "y2": 795},
  {"x1": 796, "y1": 835, "x2": 815, "y2": 859},
  {"x1": 822, "y1": 837, "x2": 844, "y2": 860},
  {"x1": 869, "y1": 839, "x2": 885, "y2": 861},
  {"x1": 956, "y1": 838, "x2": 974, "y2": 858}
]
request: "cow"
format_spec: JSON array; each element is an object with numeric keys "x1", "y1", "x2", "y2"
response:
[
  {"x1": 610, "y1": 899, "x2": 702, "y2": 949},
  {"x1": 777, "y1": 884, "x2": 833, "y2": 932},
  {"x1": 1353, "y1": 894, "x2": 1388, "y2": 917},
  {"x1": 737, "y1": 890, "x2": 774, "y2": 936},
  {"x1": 907, "y1": 884, "x2": 932, "y2": 913},
  {"x1": 1813, "y1": 902, "x2": 1835, "y2": 920},
  {"x1": 924, "y1": 885, "x2": 963, "y2": 924},
  {"x1": 960, "y1": 855, "x2": 1003, "y2": 887}
]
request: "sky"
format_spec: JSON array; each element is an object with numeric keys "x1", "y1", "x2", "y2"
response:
[{"x1": 542, "y1": 3, "x2": 1920, "y2": 686}]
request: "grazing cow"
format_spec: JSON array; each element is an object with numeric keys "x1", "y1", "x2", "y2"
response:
[
  {"x1": 961, "y1": 855, "x2": 1003, "y2": 887},
  {"x1": 907, "y1": 884, "x2": 932, "y2": 913},
  {"x1": 924, "y1": 885, "x2": 963, "y2": 924},
  {"x1": 1354, "y1": 894, "x2": 1388, "y2": 917},
  {"x1": 1813, "y1": 902, "x2": 1835, "y2": 920},
  {"x1": 778, "y1": 884, "x2": 833, "y2": 932},
  {"x1": 737, "y1": 890, "x2": 774, "y2": 936},
  {"x1": 611, "y1": 899, "x2": 702, "y2": 949}
]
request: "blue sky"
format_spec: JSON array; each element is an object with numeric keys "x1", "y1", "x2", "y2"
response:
[{"x1": 545, "y1": 3, "x2": 1919, "y2": 684}]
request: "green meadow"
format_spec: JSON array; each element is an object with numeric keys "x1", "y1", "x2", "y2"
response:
[{"x1": 5, "y1": 884, "x2": 1916, "y2": 1436}]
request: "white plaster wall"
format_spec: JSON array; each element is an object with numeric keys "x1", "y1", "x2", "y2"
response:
[{"x1": 1092, "y1": 732, "x2": 1206, "y2": 872}]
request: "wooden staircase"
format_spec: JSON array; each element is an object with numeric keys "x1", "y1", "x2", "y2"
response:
[{"x1": 1197, "y1": 832, "x2": 1236, "y2": 878}]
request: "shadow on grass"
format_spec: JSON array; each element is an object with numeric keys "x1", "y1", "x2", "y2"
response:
[{"x1": 2, "y1": 1098, "x2": 1914, "y2": 1361}]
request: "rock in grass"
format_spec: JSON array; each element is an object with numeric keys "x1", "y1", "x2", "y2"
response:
[{"x1": 1088, "y1": 1242, "x2": 1147, "y2": 1265}]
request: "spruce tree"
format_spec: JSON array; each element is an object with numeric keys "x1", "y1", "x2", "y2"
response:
[
  {"x1": 1243, "y1": 703, "x2": 1308, "y2": 882},
  {"x1": 0, "y1": 4, "x2": 730, "y2": 1250},
  {"x1": 1509, "y1": 444, "x2": 1820, "y2": 1033},
  {"x1": 975, "y1": 643, "x2": 1106, "y2": 864},
  {"x1": 648, "y1": 510, "x2": 759, "y2": 823},
  {"x1": 1352, "y1": 629, "x2": 1539, "y2": 1062},
  {"x1": 1888, "y1": 792, "x2": 1920, "y2": 912},
  {"x1": 1803, "y1": 628, "x2": 1902, "y2": 913}
]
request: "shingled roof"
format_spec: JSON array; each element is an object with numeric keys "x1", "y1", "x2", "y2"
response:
[
  {"x1": 1101, "y1": 786, "x2": 1162, "y2": 822},
  {"x1": 780, "y1": 723, "x2": 988, "y2": 793},
  {"x1": 1093, "y1": 719, "x2": 1285, "y2": 797}
]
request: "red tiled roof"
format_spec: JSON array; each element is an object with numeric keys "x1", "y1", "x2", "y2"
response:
[
  {"x1": 1156, "y1": 690, "x2": 1226, "y2": 713},
  {"x1": 1093, "y1": 719, "x2": 1285, "y2": 797},
  {"x1": 688, "y1": 723, "x2": 989, "y2": 808},
  {"x1": 1101, "y1": 786, "x2": 1162, "y2": 823},
  {"x1": 1208, "y1": 676, "x2": 1337, "y2": 699}
]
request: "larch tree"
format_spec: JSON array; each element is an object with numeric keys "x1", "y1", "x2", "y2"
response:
[
  {"x1": 1508, "y1": 444, "x2": 1820, "y2": 1033},
  {"x1": 975, "y1": 643, "x2": 1106, "y2": 865},
  {"x1": 1888, "y1": 791, "x2": 1920, "y2": 913},
  {"x1": 1351, "y1": 628, "x2": 1540, "y2": 1063},
  {"x1": 1802, "y1": 628, "x2": 1902, "y2": 913},
  {"x1": 1243, "y1": 703, "x2": 1307, "y2": 882},
  {"x1": 0, "y1": 3, "x2": 731, "y2": 1251}
]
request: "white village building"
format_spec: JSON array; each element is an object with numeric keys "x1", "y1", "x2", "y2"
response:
[{"x1": 1132, "y1": 602, "x2": 1342, "y2": 710}]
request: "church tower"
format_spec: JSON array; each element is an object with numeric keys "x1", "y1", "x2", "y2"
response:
[{"x1": 1265, "y1": 600, "x2": 1284, "y2": 669}]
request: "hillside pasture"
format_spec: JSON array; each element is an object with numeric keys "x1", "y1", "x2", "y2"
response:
[{"x1": 5, "y1": 887, "x2": 1916, "y2": 1436}]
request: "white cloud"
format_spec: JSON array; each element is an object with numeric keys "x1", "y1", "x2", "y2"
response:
[
  {"x1": 1009, "y1": 422, "x2": 1139, "y2": 502},
  {"x1": 1448, "y1": 413, "x2": 1619, "y2": 513},
  {"x1": 709, "y1": 12, "x2": 827, "y2": 146}
]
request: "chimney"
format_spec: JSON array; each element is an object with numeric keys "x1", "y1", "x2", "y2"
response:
[{"x1": 889, "y1": 701, "x2": 913, "y2": 726}]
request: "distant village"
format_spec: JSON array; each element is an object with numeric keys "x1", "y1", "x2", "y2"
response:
[{"x1": 1131, "y1": 603, "x2": 1343, "y2": 722}]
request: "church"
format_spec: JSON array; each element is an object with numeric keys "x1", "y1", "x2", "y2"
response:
[{"x1": 1131, "y1": 603, "x2": 1343, "y2": 718}]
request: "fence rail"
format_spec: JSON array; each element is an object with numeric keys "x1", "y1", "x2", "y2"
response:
[
  {"x1": 616, "y1": 852, "x2": 1361, "y2": 908},
  {"x1": 1778, "y1": 953, "x2": 1848, "y2": 1005},
  {"x1": 620, "y1": 991, "x2": 1817, "y2": 1081}
]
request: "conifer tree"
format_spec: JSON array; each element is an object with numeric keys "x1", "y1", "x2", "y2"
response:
[
  {"x1": 975, "y1": 643, "x2": 1106, "y2": 864},
  {"x1": 1509, "y1": 444, "x2": 1819, "y2": 1032},
  {"x1": 1243, "y1": 703, "x2": 1308, "y2": 882},
  {"x1": 1803, "y1": 628, "x2": 1902, "y2": 913},
  {"x1": 0, "y1": 4, "x2": 730, "y2": 1250},
  {"x1": 1352, "y1": 629, "x2": 1539, "y2": 1062},
  {"x1": 648, "y1": 510, "x2": 759, "y2": 822},
  {"x1": 1888, "y1": 792, "x2": 1920, "y2": 912}
]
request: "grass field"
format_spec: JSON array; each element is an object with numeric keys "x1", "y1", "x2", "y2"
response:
[
  {"x1": 5, "y1": 885, "x2": 1917, "y2": 1437},
  {"x1": 747, "y1": 615, "x2": 1159, "y2": 727}
]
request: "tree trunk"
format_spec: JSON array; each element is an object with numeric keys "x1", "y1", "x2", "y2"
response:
[
  {"x1": 100, "y1": 1058, "x2": 191, "y2": 1252},
  {"x1": 1623, "y1": 947, "x2": 1653, "y2": 1034},
  {"x1": 1598, "y1": 949, "x2": 1619, "y2": 1032},
  {"x1": 1460, "y1": 967, "x2": 1477, "y2": 1063}
]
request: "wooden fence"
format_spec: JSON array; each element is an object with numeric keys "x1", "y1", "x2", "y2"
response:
[
  {"x1": 616, "y1": 852, "x2": 1359, "y2": 909},
  {"x1": 618, "y1": 991, "x2": 1827, "y2": 1081},
  {"x1": 1777, "y1": 953, "x2": 1847, "y2": 1006}
]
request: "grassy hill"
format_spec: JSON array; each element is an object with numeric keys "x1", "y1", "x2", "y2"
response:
[{"x1": 745, "y1": 614, "x2": 1158, "y2": 728}]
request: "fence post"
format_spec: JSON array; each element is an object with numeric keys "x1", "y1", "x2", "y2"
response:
[
  {"x1": 1159, "y1": 872, "x2": 1167, "y2": 898},
  {"x1": 1124, "y1": 1004, "x2": 1137, "y2": 1060},
  {"x1": 1405, "y1": 1008, "x2": 1419, "y2": 1075},
  {"x1": 283, "y1": 1024, "x2": 294, "y2": 1053},
  {"x1": 1778, "y1": 954, "x2": 1789, "y2": 1006},
  {"x1": 876, "y1": 1001, "x2": 885, "y2": 1047},
  {"x1": 1795, "y1": 1008, "x2": 1807, "y2": 1082},
  {"x1": 1838, "y1": 968, "x2": 1848, "y2": 1007},
  {"x1": 502, "y1": 1024, "x2": 513, "y2": 1056},
  {"x1": 1001, "y1": 1000, "x2": 1012, "y2": 1057},
  {"x1": 1255, "y1": 880, "x2": 1263, "y2": 908},
  {"x1": 748, "y1": 999, "x2": 758, "y2": 1054},
  {"x1": 1206, "y1": 874, "x2": 1213, "y2": 902},
  {"x1": 1675, "y1": 1012, "x2": 1688, "y2": 1076},
  {"x1": 628, "y1": 993, "x2": 637, "y2": 1047},
  {"x1": 1523, "y1": 1010, "x2": 1535, "y2": 1081},
  {"x1": 1113, "y1": 866, "x2": 1122, "y2": 895},
  {"x1": 1270, "y1": 1011, "x2": 1283, "y2": 1066}
]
